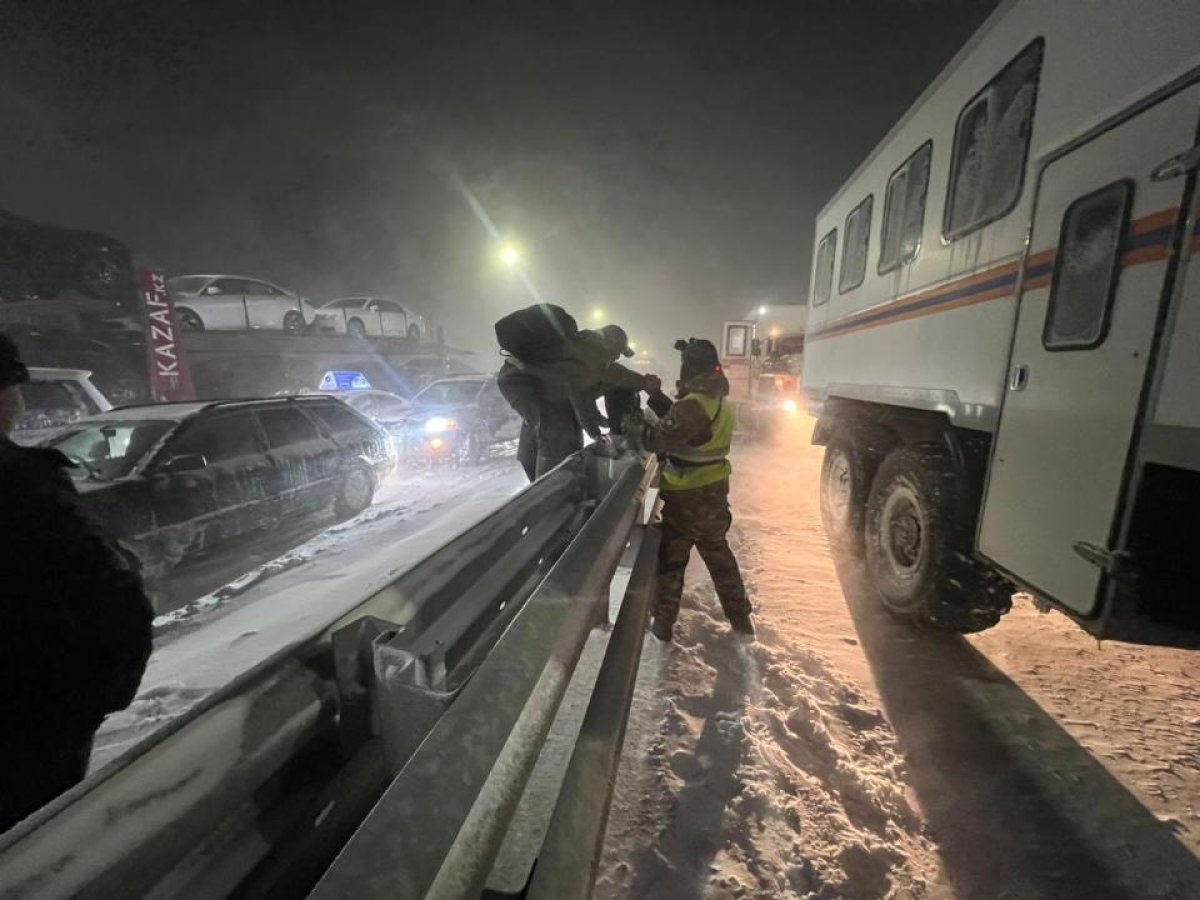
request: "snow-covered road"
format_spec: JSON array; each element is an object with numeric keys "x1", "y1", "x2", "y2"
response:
[
  {"x1": 599, "y1": 416, "x2": 1200, "y2": 900},
  {"x1": 92, "y1": 455, "x2": 528, "y2": 770}
]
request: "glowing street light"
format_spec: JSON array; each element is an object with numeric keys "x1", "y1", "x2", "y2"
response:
[
  {"x1": 591, "y1": 307, "x2": 606, "y2": 323},
  {"x1": 498, "y1": 241, "x2": 522, "y2": 269},
  {"x1": 758, "y1": 304, "x2": 769, "y2": 316}
]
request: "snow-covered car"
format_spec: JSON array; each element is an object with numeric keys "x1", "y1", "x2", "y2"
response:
[
  {"x1": 387, "y1": 375, "x2": 520, "y2": 463},
  {"x1": 313, "y1": 297, "x2": 427, "y2": 340},
  {"x1": 11, "y1": 366, "x2": 113, "y2": 446},
  {"x1": 328, "y1": 389, "x2": 412, "y2": 431},
  {"x1": 44, "y1": 396, "x2": 396, "y2": 606},
  {"x1": 0, "y1": 209, "x2": 136, "y2": 305},
  {"x1": 167, "y1": 274, "x2": 318, "y2": 334},
  {"x1": 747, "y1": 371, "x2": 802, "y2": 435}
]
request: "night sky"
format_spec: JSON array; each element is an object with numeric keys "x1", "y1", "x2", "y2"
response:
[{"x1": 0, "y1": 0, "x2": 997, "y2": 360}]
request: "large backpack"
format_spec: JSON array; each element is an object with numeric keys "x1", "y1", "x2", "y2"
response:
[{"x1": 494, "y1": 303, "x2": 579, "y2": 363}]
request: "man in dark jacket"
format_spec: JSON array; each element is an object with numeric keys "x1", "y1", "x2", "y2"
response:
[
  {"x1": 0, "y1": 333, "x2": 153, "y2": 833},
  {"x1": 497, "y1": 321, "x2": 649, "y2": 481},
  {"x1": 643, "y1": 338, "x2": 752, "y2": 642}
]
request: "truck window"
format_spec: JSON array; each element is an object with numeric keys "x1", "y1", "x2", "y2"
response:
[
  {"x1": 839, "y1": 195, "x2": 873, "y2": 294},
  {"x1": 1042, "y1": 180, "x2": 1132, "y2": 351},
  {"x1": 812, "y1": 228, "x2": 837, "y2": 306},
  {"x1": 879, "y1": 141, "x2": 932, "y2": 273},
  {"x1": 944, "y1": 39, "x2": 1043, "y2": 239}
]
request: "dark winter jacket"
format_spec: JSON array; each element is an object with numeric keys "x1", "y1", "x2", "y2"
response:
[
  {"x1": 0, "y1": 436, "x2": 153, "y2": 828},
  {"x1": 503, "y1": 329, "x2": 647, "y2": 438}
]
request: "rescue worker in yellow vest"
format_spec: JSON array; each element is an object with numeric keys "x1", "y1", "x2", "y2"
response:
[{"x1": 643, "y1": 338, "x2": 753, "y2": 642}]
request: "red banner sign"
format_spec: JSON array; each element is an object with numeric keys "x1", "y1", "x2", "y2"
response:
[{"x1": 138, "y1": 268, "x2": 195, "y2": 402}]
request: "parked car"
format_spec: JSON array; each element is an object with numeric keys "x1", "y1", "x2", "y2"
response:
[
  {"x1": 167, "y1": 274, "x2": 318, "y2": 333},
  {"x1": 4, "y1": 322, "x2": 149, "y2": 405},
  {"x1": 11, "y1": 366, "x2": 113, "y2": 446},
  {"x1": 387, "y1": 374, "x2": 520, "y2": 463},
  {"x1": 0, "y1": 209, "x2": 136, "y2": 305},
  {"x1": 44, "y1": 396, "x2": 396, "y2": 607},
  {"x1": 313, "y1": 297, "x2": 427, "y2": 340}
]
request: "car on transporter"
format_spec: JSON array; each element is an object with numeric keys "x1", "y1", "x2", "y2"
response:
[
  {"x1": 43, "y1": 395, "x2": 395, "y2": 609},
  {"x1": 167, "y1": 274, "x2": 319, "y2": 333},
  {"x1": 312, "y1": 297, "x2": 428, "y2": 340}
]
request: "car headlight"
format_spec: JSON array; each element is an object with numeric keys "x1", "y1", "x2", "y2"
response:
[
  {"x1": 424, "y1": 417, "x2": 458, "y2": 435},
  {"x1": 782, "y1": 398, "x2": 798, "y2": 413}
]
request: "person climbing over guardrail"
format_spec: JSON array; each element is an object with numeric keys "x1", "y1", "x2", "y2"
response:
[
  {"x1": 642, "y1": 337, "x2": 753, "y2": 642},
  {"x1": 494, "y1": 303, "x2": 651, "y2": 480}
]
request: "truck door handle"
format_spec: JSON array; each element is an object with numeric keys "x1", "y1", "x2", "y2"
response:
[
  {"x1": 1151, "y1": 144, "x2": 1200, "y2": 181},
  {"x1": 1009, "y1": 363, "x2": 1030, "y2": 392}
]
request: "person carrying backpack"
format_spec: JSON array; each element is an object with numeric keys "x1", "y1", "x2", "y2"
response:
[{"x1": 495, "y1": 304, "x2": 650, "y2": 481}]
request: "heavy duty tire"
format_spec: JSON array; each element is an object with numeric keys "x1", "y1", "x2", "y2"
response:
[
  {"x1": 283, "y1": 310, "x2": 306, "y2": 334},
  {"x1": 335, "y1": 463, "x2": 375, "y2": 519},
  {"x1": 347, "y1": 317, "x2": 367, "y2": 338},
  {"x1": 178, "y1": 307, "x2": 205, "y2": 331},
  {"x1": 864, "y1": 444, "x2": 1012, "y2": 634},
  {"x1": 820, "y1": 430, "x2": 874, "y2": 557}
]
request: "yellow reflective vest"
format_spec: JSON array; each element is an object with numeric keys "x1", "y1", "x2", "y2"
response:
[{"x1": 660, "y1": 391, "x2": 734, "y2": 493}]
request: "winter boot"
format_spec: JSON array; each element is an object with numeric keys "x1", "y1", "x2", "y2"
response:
[
  {"x1": 727, "y1": 612, "x2": 755, "y2": 641},
  {"x1": 650, "y1": 615, "x2": 674, "y2": 642}
]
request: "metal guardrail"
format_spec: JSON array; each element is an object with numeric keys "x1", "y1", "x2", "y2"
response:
[
  {"x1": 0, "y1": 449, "x2": 660, "y2": 899},
  {"x1": 310, "y1": 455, "x2": 655, "y2": 898},
  {"x1": 527, "y1": 522, "x2": 661, "y2": 900}
]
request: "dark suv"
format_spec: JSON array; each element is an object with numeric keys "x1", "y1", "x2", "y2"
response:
[{"x1": 45, "y1": 396, "x2": 396, "y2": 606}]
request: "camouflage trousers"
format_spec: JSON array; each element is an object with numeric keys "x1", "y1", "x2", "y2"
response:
[{"x1": 654, "y1": 478, "x2": 749, "y2": 625}]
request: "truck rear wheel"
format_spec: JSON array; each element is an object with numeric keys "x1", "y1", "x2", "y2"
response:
[
  {"x1": 820, "y1": 430, "x2": 874, "y2": 557},
  {"x1": 864, "y1": 443, "x2": 1011, "y2": 634}
]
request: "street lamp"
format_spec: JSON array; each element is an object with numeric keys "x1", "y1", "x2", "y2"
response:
[
  {"x1": 758, "y1": 304, "x2": 768, "y2": 316},
  {"x1": 498, "y1": 241, "x2": 522, "y2": 270},
  {"x1": 591, "y1": 307, "x2": 605, "y2": 324}
]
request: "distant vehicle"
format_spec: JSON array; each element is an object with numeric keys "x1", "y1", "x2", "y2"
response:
[
  {"x1": 0, "y1": 209, "x2": 136, "y2": 305},
  {"x1": 45, "y1": 396, "x2": 396, "y2": 607},
  {"x1": 11, "y1": 366, "x2": 113, "y2": 446},
  {"x1": 3, "y1": 322, "x2": 148, "y2": 406},
  {"x1": 167, "y1": 275, "x2": 318, "y2": 334},
  {"x1": 387, "y1": 374, "x2": 519, "y2": 463},
  {"x1": 747, "y1": 372, "x2": 802, "y2": 435},
  {"x1": 313, "y1": 297, "x2": 428, "y2": 340},
  {"x1": 332, "y1": 389, "x2": 411, "y2": 430}
]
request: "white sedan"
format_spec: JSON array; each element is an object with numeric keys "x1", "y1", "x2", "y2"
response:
[
  {"x1": 313, "y1": 297, "x2": 427, "y2": 340},
  {"x1": 168, "y1": 274, "x2": 318, "y2": 333}
]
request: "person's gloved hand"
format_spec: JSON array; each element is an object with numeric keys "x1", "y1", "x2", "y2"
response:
[
  {"x1": 644, "y1": 374, "x2": 663, "y2": 395},
  {"x1": 587, "y1": 433, "x2": 621, "y2": 459}
]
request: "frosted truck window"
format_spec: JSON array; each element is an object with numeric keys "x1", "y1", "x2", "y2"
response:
[
  {"x1": 1043, "y1": 180, "x2": 1132, "y2": 351},
  {"x1": 879, "y1": 141, "x2": 932, "y2": 273},
  {"x1": 813, "y1": 228, "x2": 837, "y2": 306},
  {"x1": 839, "y1": 194, "x2": 873, "y2": 294},
  {"x1": 944, "y1": 39, "x2": 1043, "y2": 239}
]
